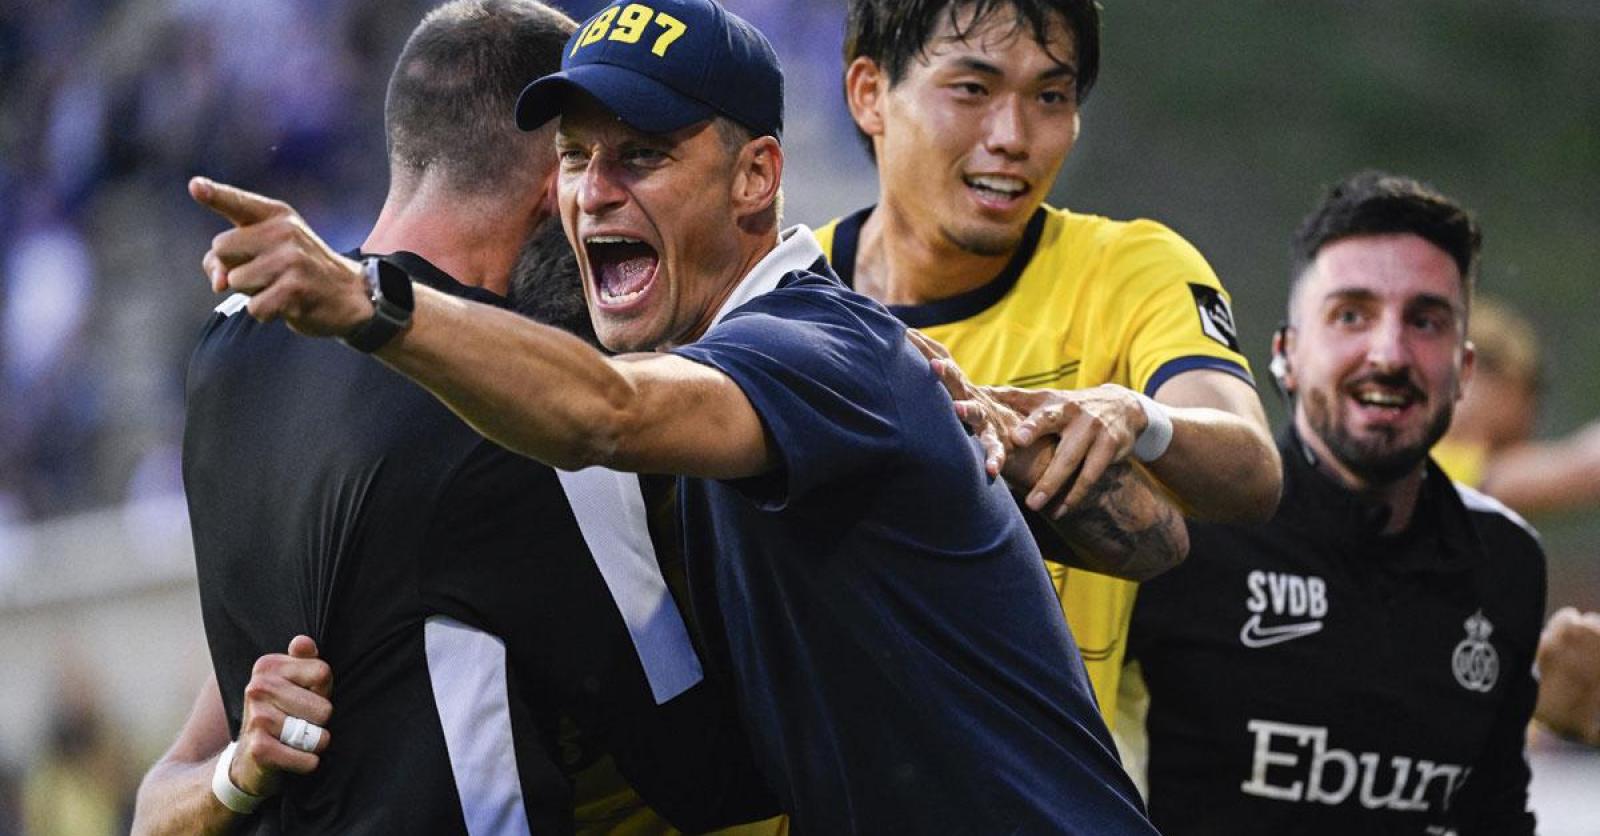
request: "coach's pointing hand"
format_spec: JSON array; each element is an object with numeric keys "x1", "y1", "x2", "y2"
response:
[
  {"x1": 229, "y1": 634, "x2": 334, "y2": 798},
  {"x1": 190, "y1": 176, "x2": 373, "y2": 337}
]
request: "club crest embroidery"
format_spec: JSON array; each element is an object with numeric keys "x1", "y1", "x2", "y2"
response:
[{"x1": 1451, "y1": 610, "x2": 1499, "y2": 693}]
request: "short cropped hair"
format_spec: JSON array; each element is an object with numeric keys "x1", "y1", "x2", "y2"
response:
[
  {"x1": 710, "y1": 116, "x2": 784, "y2": 226},
  {"x1": 844, "y1": 0, "x2": 1101, "y2": 157},
  {"x1": 385, "y1": 0, "x2": 576, "y2": 191},
  {"x1": 1291, "y1": 171, "x2": 1482, "y2": 296}
]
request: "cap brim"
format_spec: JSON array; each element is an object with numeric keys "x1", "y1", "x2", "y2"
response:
[{"x1": 515, "y1": 63, "x2": 716, "y2": 134}]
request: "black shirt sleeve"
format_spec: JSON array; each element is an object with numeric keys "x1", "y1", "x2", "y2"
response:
[{"x1": 1451, "y1": 527, "x2": 1546, "y2": 835}]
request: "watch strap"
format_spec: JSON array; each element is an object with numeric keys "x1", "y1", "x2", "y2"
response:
[{"x1": 343, "y1": 256, "x2": 414, "y2": 353}]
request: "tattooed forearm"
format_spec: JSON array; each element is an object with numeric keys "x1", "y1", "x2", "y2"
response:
[{"x1": 1047, "y1": 462, "x2": 1189, "y2": 581}]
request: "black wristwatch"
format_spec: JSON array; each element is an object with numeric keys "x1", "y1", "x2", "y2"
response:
[{"x1": 343, "y1": 256, "x2": 415, "y2": 353}]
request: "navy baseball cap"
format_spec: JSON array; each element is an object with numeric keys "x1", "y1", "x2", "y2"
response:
[{"x1": 515, "y1": 0, "x2": 783, "y2": 140}]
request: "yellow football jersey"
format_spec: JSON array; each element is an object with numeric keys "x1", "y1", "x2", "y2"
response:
[
  {"x1": 817, "y1": 204, "x2": 1255, "y2": 723},
  {"x1": 1430, "y1": 437, "x2": 1487, "y2": 488}
]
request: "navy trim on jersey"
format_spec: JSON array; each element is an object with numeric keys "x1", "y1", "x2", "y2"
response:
[
  {"x1": 825, "y1": 205, "x2": 872, "y2": 287},
  {"x1": 1144, "y1": 355, "x2": 1255, "y2": 397},
  {"x1": 829, "y1": 205, "x2": 1047, "y2": 329}
]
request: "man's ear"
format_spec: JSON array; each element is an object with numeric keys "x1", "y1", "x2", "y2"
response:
[
  {"x1": 1456, "y1": 338, "x2": 1477, "y2": 403},
  {"x1": 844, "y1": 56, "x2": 887, "y2": 141},
  {"x1": 1270, "y1": 324, "x2": 1296, "y2": 396},
  {"x1": 531, "y1": 129, "x2": 561, "y2": 225},
  {"x1": 536, "y1": 165, "x2": 559, "y2": 223},
  {"x1": 732, "y1": 136, "x2": 783, "y2": 220}
]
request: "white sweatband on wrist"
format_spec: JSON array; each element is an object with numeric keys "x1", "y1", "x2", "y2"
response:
[
  {"x1": 211, "y1": 741, "x2": 264, "y2": 815},
  {"x1": 1132, "y1": 392, "x2": 1174, "y2": 462}
]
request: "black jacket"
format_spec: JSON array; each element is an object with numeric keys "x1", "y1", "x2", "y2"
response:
[{"x1": 1129, "y1": 427, "x2": 1544, "y2": 835}]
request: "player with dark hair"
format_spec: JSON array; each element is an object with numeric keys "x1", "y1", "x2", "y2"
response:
[
  {"x1": 817, "y1": 0, "x2": 1280, "y2": 724},
  {"x1": 181, "y1": 0, "x2": 1159, "y2": 832},
  {"x1": 1125, "y1": 171, "x2": 1543, "y2": 834},
  {"x1": 841, "y1": 0, "x2": 1100, "y2": 159},
  {"x1": 132, "y1": 2, "x2": 772, "y2": 833},
  {"x1": 1287, "y1": 172, "x2": 1482, "y2": 280}
]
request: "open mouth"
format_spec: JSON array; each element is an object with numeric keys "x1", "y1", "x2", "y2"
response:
[
  {"x1": 1347, "y1": 382, "x2": 1424, "y2": 415},
  {"x1": 585, "y1": 235, "x2": 659, "y2": 307},
  {"x1": 964, "y1": 173, "x2": 1029, "y2": 205}
]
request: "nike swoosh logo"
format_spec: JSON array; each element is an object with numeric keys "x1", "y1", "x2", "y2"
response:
[{"x1": 1239, "y1": 614, "x2": 1324, "y2": 648}]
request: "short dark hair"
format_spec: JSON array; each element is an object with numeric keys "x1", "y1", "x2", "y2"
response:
[
  {"x1": 843, "y1": 0, "x2": 1101, "y2": 157},
  {"x1": 385, "y1": 0, "x2": 576, "y2": 191},
  {"x1": 508, "y1": 218, "x2": 600, "y2": 349},
  {"x1": 1291, "y1": 171, "x2": 1482, "y2": 294}
]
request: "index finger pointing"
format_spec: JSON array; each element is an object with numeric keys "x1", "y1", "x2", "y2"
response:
[{"x1": 189, "y1": 176, "x2": 286, "y2": 228}]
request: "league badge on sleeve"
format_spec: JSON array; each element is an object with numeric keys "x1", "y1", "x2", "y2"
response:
[{"x1": 1189, "y1": 284, "x2": 1241, "y2": 353}]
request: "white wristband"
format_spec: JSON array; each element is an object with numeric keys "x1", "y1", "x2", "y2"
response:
[
  {"x1": 1132, "y1": 393, "x2": 1174, "y2": 462},
  {"x1": 211, "y1": 741, "x2": 264, "y2": 815}
]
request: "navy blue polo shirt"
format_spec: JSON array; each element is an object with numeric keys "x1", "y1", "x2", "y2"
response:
[{"x1": 670, "y1": 230, "x2": 1153, "y2": 835}]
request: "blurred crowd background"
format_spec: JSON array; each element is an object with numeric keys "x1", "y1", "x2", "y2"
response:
[{"x1": 0, "y1": 0, "x2": 1596, "y2": 833}]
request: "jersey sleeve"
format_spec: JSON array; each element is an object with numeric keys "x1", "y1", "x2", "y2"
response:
[
  {"x1": 1450, "y1": 659, "x2": 1538, "y2": 834},
  {"x1": 183, "y1": 304, "x2": 245, "y2": 405},
  {"x1": 670, "y1": 285, "x2": 904, "y2": 509},
  {"x1": 1449, "y1": 531, "x2": 1546, "y2": 835},
  {"x1": 1095, "y1": 220, "x2": 1255, "y2": 396}
]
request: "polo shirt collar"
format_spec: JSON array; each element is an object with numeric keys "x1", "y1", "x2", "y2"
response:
[{"x1": 707, "y1": 225, "x2": 825, "y2": 329}]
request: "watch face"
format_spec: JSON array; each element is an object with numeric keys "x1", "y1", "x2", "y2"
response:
[
  {"x1": 373, "y1": 258, "x2": 415, "y2": 311},
  {"x1": 345, "y1": 257, "x2": 414, "y2": 353}
]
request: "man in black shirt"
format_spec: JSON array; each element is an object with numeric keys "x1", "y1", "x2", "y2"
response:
[
  {"x1": 131, "y1": 3, "x2": 770, "y2": 833},
  {"x1": 1126, "y1": 172, "x2": 1543, "y2": 835}
]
